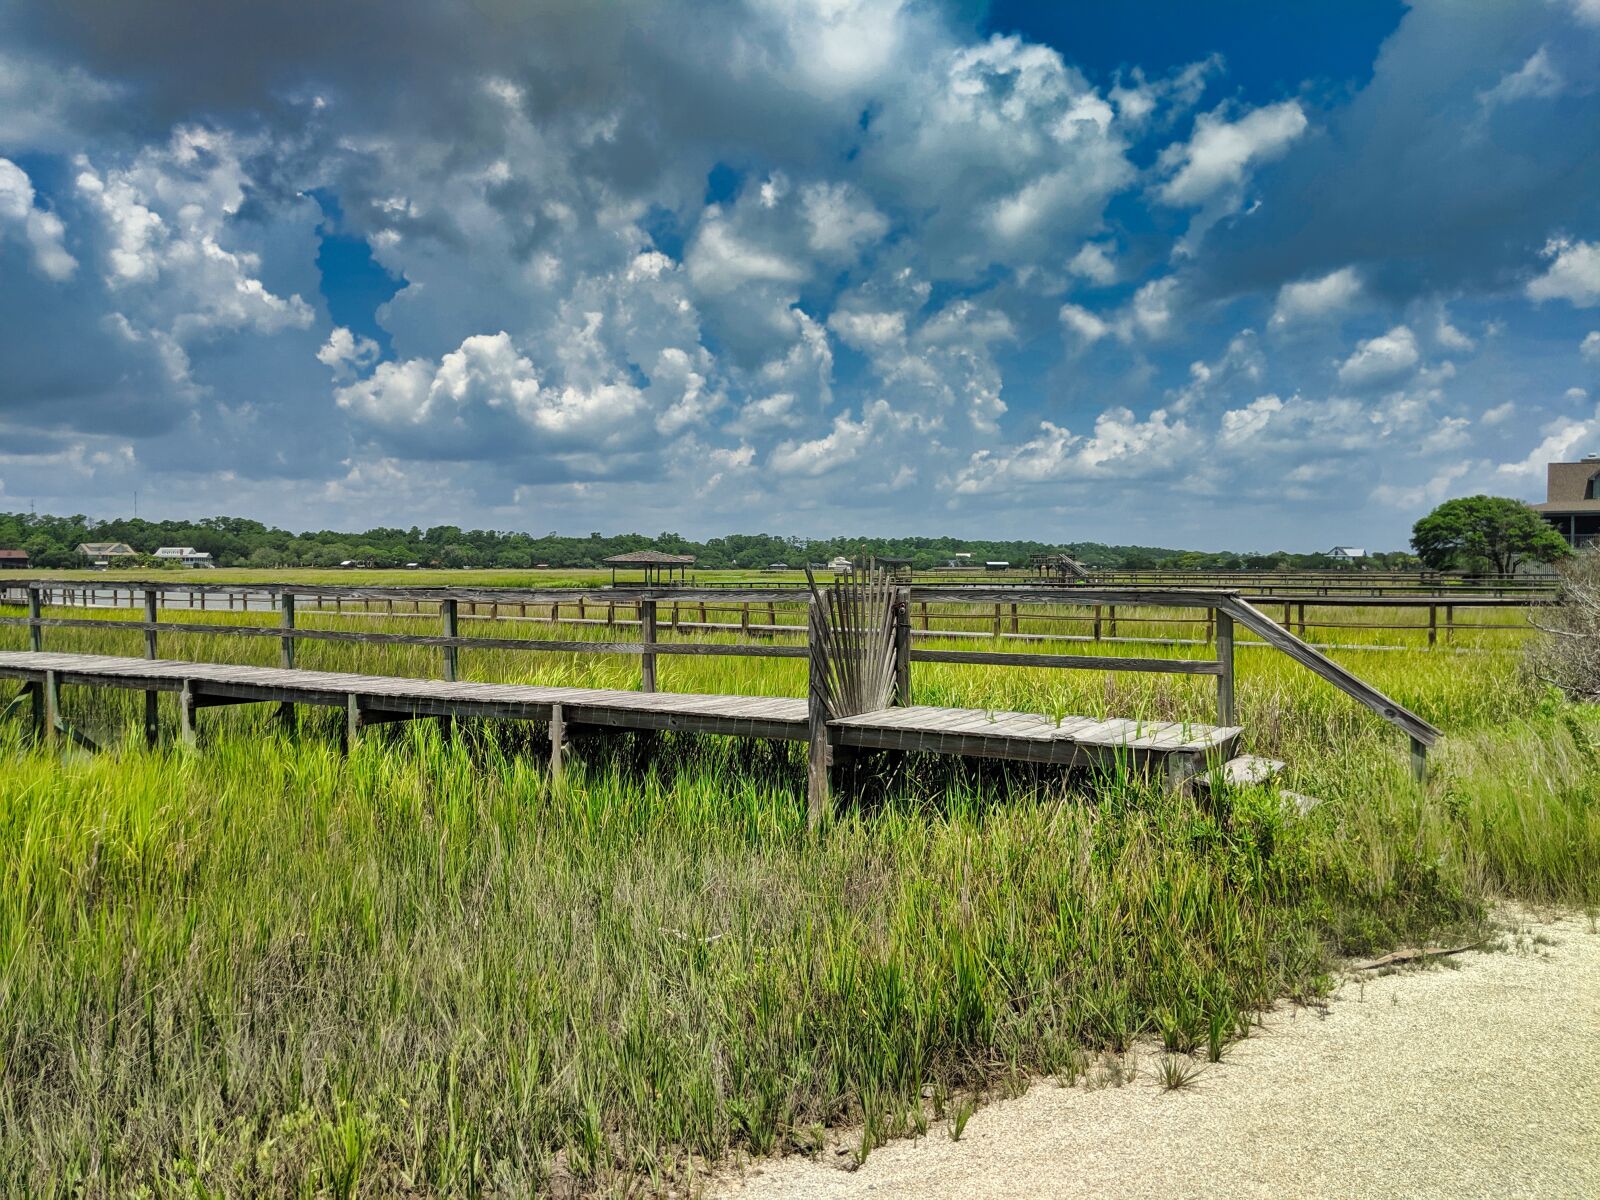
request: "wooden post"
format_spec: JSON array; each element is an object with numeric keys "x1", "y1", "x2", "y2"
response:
[
  {"x1": 1410, "y1": 737, "x2": 1427, "y2": 783},
  {"x1": 549, "y1": 703, "x2": 565, "y2": 784},
  {"x1": 1444, "y1": 604, "x2": 1454, "y2": 645},
  {"x1": 1215, "y1": 609, "x2": 1235, "y2": 726},
  {"x1": 1427, "y1": 605, "x2": 1437, "y2": 649},
  {"x1": 179, "y1": 679, "x2": 197, "y2": 746},
  {"x1": 345, "y1": 694, "x2": 364, "y2": 746},
  {"x1": 143, "y1": 588, "x2": 159, "y2": 747},
  {"x1": 640, "y1": 600, "x2": 657, "y2": 692},
  {"x1": 741, "y1": 604, "x2": 751, "y2": 635},
  {"x1": 26, "y1": 587, "x2": 44, "y2": 735},
  {"x1": 806, "y1": 598, "x2": 830, "y2": 832},
  {"x1": 279, "y1": 593, "x2": 296, "y2": 669},
  {"x1": 441, "y1": 598, "x2": 459, "y2": 681},
  {"x1": 1092, "y1": 604, "x2": 1102, "y2": 642},
  {"x1": 1010, "y1": 602, "x2": 1019, "y2": 635},
  {"x1": 894, "y1": 589, "x2": 912, "y2": 705},
  {"x1": 43, "y1": 669, "x2": 60, "y2": 747},
  {"x1": 1107, "y1": 604, "x2": 1117, "y2": 638},
  {"x1": 769, "y1": 601, "x2": 778, "y2": 627}
]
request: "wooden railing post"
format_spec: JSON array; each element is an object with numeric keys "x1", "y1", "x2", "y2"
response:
[
  {"x1": 894, "y1": 589, "x2": 912, "y2": 705},
  {"x1": 1410, "y1": 737, "x2": 1427, "y2": 782},
  {"x1": 1215, "y1": 609, "x2": 1235, "y2": 726},
  {"x1": 640, "y1": 600, "x2": 657, "y2": 692},
  {"x1": 1427, "y1": 604, "x2": 1437, "y2": 649},
  {"x1": 806, "y1": 596, "x2": 830, "y2": 831},
  {"x1": 26, "y1": 586, "x2": 44, "y2": 737},
  {"x1": 279, "y1": 592, "x2": 296, "y2": 669},
  {"x1": 441, "y1": 598, "x2": 459, "y2": 681},
  {"x1": 143, "y1": 588, "x2": 159, "y2": 746},
  {"x1": 27, "y1": 585, "x2": 42, "y2": 652}
]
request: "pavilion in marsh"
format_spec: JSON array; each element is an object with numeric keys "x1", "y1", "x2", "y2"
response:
[{"x1": 603, "y1": 550, "x2": 696, "y2": 585}]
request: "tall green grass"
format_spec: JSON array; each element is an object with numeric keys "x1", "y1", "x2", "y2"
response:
[{"x1": 0, "y1": 603, "x2": 1594, "y2": 1195}]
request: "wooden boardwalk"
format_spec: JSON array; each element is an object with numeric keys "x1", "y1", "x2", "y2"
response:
[{"x1": 0, "y1": 650, "x2": 1239, "y2": 776}]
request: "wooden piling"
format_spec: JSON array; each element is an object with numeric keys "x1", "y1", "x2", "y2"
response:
[
  {"x1": 894, "y1": 589, "x2": 912, "y2": 704},
  {"x1": 549, "y1": 703, "x2": 566, "y2": 784},
  {"x1": 441, "y1": 598, "x2": 459, "y2": 681},
  {"x1": 143, "y1": 588, "x2": 160, "y2": 746},
  {"x1": 1215, "y1": 609, "x2": 1235, "y2": 725},
  {"x1": 179, "y1": 679, "x2": 197, "y2": 746},
  {"x1": 806, "y1": 598, "x2": 830, "y2": 832},
  {"x1": 640, "y1": 600, "x2": 658, "y2": 692},
  {"x1": 43, "y1": 669, "x2": 60, "y2": 747}
]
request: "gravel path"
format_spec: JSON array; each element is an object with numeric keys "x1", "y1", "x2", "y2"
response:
[{"x1": 716, "y1": 912, "x2": 1600, "y2": 1200}]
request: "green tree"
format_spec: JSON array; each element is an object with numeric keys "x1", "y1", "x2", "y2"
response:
[{"x1": 1410, "y1": 495, "x2": 1571, "y2": 575}]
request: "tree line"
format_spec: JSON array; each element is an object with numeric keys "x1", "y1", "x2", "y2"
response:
[{"x1": 0, "y1": 510, "x2": 1425, "y2": 572}]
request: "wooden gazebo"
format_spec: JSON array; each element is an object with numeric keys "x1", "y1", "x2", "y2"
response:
[{"x1": 604, "y1": 550, "x2": 696, "y2": 586}]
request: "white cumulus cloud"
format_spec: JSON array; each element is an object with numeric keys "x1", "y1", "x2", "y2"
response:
[
  {"x1": 1269, "y1": 267, "x2": 1362, "y2": 329},
  {"x1": 1527, "y1": 238, "x2": 1600, "y2": 306},
  {"x1": 1337, "y1": 325, "x2": 1420, "y2": 386},
  {"x1": 1156, "y1": 100, "x2": 1307, "y2": 207},
  {"x1": 0, "y1": 157, "x2": 77, "y2": 280}
]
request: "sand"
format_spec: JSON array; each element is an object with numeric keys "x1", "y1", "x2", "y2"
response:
[{"x1": 715, "y1": 912, "x2": 1600, "y2": 1200}]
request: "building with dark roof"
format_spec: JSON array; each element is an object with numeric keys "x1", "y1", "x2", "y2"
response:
[{"x1": 1533, "y1": 454, "x2": 1600, "y2": 548}]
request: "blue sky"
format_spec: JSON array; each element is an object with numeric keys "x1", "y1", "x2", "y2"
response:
[{"x1": 1, "y1": 0, "x2": 1597, "y2": 550}]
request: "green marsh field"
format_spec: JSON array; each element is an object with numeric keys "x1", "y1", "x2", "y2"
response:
[{"x1": 0, "y1": 583, "x2": 1596, "y2": 1196}]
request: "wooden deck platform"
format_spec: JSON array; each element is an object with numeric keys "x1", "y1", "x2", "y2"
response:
[{"x1": 0, "y1": 650, "x2": 1240, "y2": 775}]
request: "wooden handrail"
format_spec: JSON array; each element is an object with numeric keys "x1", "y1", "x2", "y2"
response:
[{"x1": 1220, "y1": 597, "x2": 1441, "y2": 749}]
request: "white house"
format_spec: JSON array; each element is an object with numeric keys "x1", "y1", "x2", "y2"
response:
[
  {"x1": 826, "y1": 556, "x2": 853, "y2": 571},
  {"x1": 1328, "y1": 546, "x2": 1367, "y2": 564},
  {"x1": 153, "y1": 546, "x2": 215, "y2": 568}
]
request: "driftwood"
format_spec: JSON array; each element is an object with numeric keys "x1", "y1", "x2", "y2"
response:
[{"x1": 1348, "y1": 943, "x2": 1481, "y2": 971}]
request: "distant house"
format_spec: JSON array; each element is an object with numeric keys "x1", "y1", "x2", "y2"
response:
[
  {"x1": 77, "y1": 542, "x2": 138, "y2": 568},
  {"x1": 153, "y1": 546, "x2": 215, "y2": 568},
  {"x1": 984, "y1": 560, "x2": 1011, "y2": 571},
  {"x1": 0, "y1": 549, "x2": 28, "y2": 569},
  {"x1": 1533, "y1": 453, "x2": 1600, "y2": 548},
  {"x1": 1328, "y1": 546, "x2": 1367, "y2": 564},
  {"x1": 827, "y1": 556, "x2": 853, "y2": 572}
]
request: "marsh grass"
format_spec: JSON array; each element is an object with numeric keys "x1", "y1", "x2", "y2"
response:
[{"x1": 0, "y1": 601, "x2": 1595, "y2": 1196}]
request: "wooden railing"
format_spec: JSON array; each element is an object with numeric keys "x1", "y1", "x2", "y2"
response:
[
  {"x1": 1, "y1": 582, "x2": 1538, "y2": 650},
  {"x1": 1, "y1": 580, "x2": 1442, "y2": 776}
]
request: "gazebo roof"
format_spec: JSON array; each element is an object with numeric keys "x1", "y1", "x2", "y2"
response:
[{"x1": 604, "y1": 550, "x2": 697, "y2": 565}]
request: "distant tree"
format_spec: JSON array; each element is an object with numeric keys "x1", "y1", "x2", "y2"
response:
[{"x1": 1411, "y1": 495, "x2": 1571, "y2": 575}]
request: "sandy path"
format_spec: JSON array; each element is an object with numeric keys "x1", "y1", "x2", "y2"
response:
[{"x1": 716, "y1": 913, "x2": 1600, "y2": 1200}]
